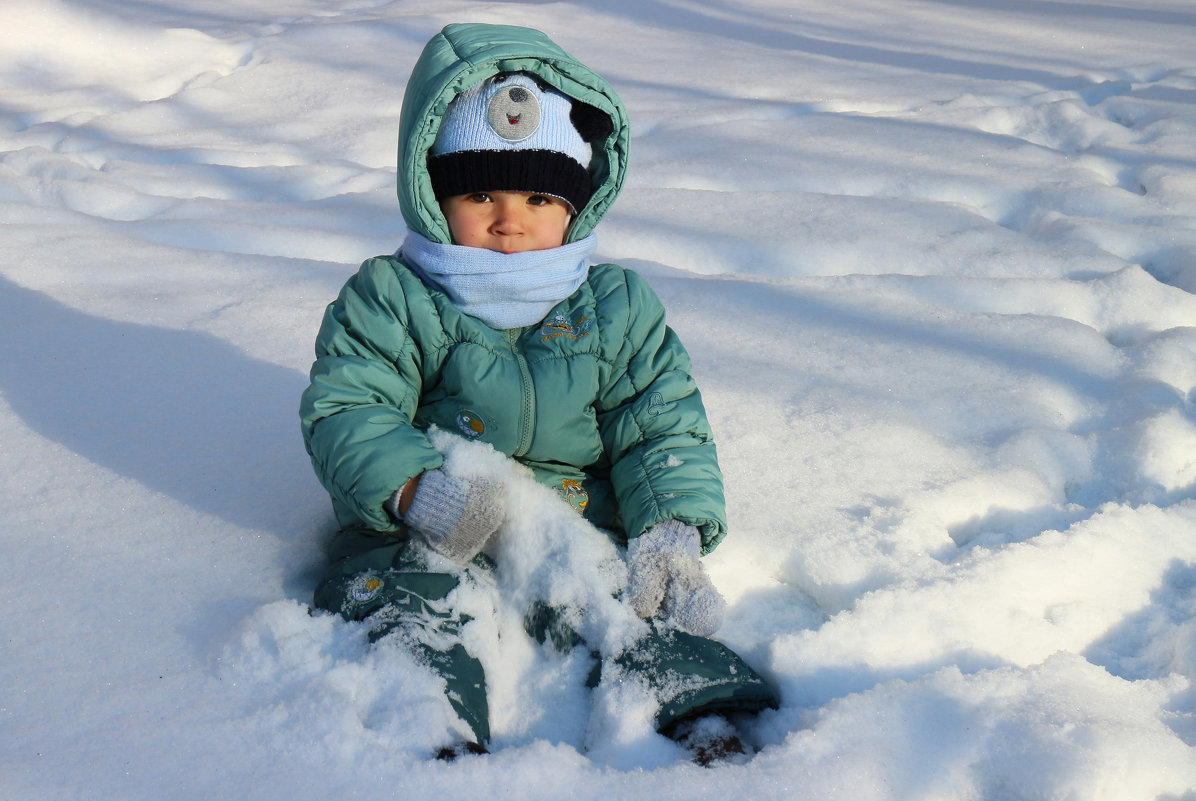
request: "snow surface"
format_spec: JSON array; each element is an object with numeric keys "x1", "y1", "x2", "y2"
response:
[{"x1": 3, "y1": 0, "x2": 1196, "y2": 798}]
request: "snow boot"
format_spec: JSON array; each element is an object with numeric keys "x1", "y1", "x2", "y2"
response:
[
  {"x1": 668, "y1": 714, "x2": 749, "y2": 767},
  {"x1": 435, "y1": 741, "x2": 489, "y2": 761}
]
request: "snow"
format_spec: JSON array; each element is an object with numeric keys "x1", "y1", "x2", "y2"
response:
[{"x1": 2, "y1": 0, "x2": 1196, "y2": 797}]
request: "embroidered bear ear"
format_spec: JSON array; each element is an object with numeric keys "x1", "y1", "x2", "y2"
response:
[{"x1": 570, "y1": 100, "x2": 613, "y2": 143}]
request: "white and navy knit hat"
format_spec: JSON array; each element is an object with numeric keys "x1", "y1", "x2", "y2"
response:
[{"x1": 429, "y1": 72, "x2": 609, "y2": 213}]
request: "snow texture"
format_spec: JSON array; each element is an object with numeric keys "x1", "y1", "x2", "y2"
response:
[{"x1": 3, "y1": 0, "x2": 1196, "y2": 798}]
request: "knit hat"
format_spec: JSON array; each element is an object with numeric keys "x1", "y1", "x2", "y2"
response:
[{"x1": 429, "y1": 72, "x2": 605, "y2": 213}]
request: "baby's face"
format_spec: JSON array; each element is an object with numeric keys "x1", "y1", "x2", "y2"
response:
[{"x1": 441, "y1": 191, "x2": 570, "y2": 253}]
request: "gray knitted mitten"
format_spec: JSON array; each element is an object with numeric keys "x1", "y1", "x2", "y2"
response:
[
  {"x1": 402, "y1": 468, "x2": 505, "y2": 564},
  {"x1": 626, "y1": 519, "x2": 727, "y2": 637}
]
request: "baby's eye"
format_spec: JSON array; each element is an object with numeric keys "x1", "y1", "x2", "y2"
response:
[
  {"x1": 527, "y1": 194, "x2": 551, "y2": 206},
  {"x1": 468, "y1": 192, "x2": 492, "y2": 203}
]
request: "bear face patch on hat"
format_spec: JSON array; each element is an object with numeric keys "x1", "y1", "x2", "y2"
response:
[
  {"x1": 487, "y1": 80, "x2": 542, "y2": 141},
  {"x1": 429, "y1": 73, "x2": 607, "y2": 214}
]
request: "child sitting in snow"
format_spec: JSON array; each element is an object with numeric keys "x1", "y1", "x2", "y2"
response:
[{"x1": 300, "y1": 22, "x2": 778, "y2": 762}]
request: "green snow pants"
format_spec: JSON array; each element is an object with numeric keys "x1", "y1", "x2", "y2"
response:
[{"x1": 313, "y1": 526, "x2": 779, "y2": 746}]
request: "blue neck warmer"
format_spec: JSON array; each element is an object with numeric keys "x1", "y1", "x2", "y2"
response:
[{"x1": 400, "y1": 231, "x2": 596, "y2": 329}]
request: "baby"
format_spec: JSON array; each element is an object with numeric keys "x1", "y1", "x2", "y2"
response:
[{"x1": 300, "y1": 22, "x2": 777, "y2": 762}]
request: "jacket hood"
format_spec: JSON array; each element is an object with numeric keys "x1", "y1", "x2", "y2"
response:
[{"x1": 397, "y1": 23, "x2": 630, "y2": 245}]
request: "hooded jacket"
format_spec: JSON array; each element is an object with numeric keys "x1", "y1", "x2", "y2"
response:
[{"x1": 300, "y1": 23, "x2": 727, "y2": 552}]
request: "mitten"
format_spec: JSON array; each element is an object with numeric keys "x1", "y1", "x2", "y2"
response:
[
  {"x1": 626, "y1": 519, "x2": 726, "y2": 637},
  {"x1": 401, "y1": 468, "x2": 505, "y2": 564}
]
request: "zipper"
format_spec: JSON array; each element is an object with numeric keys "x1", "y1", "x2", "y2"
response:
[{"x1": 508, "y1": 328, "x2": 535, "y2": 457}]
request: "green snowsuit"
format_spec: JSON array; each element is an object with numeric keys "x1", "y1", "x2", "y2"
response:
[{"x1": 300, "y1": 23, "x2": 777, "y2": 746}]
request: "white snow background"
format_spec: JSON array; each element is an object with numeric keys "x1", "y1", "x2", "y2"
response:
[{"x1": 3, "y1": 0, "x2": 1196, "y2": 798}]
